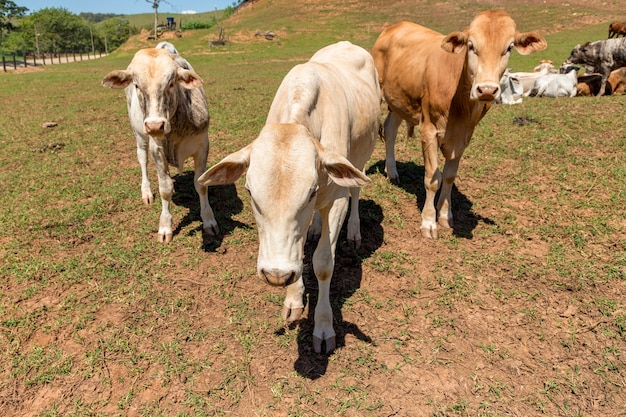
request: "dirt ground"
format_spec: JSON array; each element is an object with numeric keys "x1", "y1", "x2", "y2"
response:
[{"x1": 2, "y1": 1, "x2": 625, "y2": 416}]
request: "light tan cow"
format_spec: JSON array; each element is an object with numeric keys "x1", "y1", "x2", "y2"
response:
[
  {"x1": 198, "y1": 41, "x2": 381, "y2": 353},
  {"x1": 102, "y1": 42, "x2": 219, "y2": 243},
  {"x1": 372, "y1": 10, "x2": 546, "y2": 238}
]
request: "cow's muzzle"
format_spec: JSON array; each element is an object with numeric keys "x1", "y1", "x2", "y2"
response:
[
  {"x1": 260, "y1": 268, "x2": 297, "y2": 287},
  {"x1": 473, "y1": 83, "x2": 500, "y2": 102}
]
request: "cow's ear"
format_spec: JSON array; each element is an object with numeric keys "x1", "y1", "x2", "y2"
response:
[
  {"x1": 514, "y1": 31, "x2": 547, "y2": 55},
  {"x1": 321, "y1": 151, "x2": 370, "y2": 188},
  {"x1": 177, "y1": 68, "x2": 204, "y2": 89},
  {"x1": 102, "y1": 70, "x2": 132, "y2": 89},
  {"x1": 198, "y1": 145, "x2": 251, "y2": 186},
  {"x1": 441, "y1": 31, "x2": 467, "y2": 54}
]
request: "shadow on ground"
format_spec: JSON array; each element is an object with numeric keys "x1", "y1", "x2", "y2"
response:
[{"x1": 292, "y1": 198, "x2": 384, "y2": 379}]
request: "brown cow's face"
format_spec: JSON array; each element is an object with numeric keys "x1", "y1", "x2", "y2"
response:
[{"x1": 443, "y1": 10, "x2": 547, "y2": 102}]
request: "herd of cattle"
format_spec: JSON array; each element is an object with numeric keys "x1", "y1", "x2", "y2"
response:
[
  {"x1": 498, "y1": 22, "x2": 626, "y2": 103},
  {"x1": 101, "y1": 11, "x2": 620, "y2": 353}
]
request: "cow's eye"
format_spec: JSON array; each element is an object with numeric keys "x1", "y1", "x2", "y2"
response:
[
  {"x1": 505, "y1": 42, "x2": 514, "y2": 55},
  {"x1": 308, "y1": 188, "x2": 318, "y2": 203}
]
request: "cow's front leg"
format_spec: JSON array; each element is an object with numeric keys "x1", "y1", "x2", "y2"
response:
[
  {"x1": 135, "y1": 134, "x2": 153, "y2": 205},
  {"x1": 420, "y1": 124, "x2": 441, "y2": 239},
  {"x1": 437, "y1": 156, "x2": 461, "y2": 230},
  {"x1": 383, "y1": 111, "x2": 403, "y2": 184},
  {"x1": 312, "y1": 195, "x2": 349, "y2": 353},
  {"x1": 150, "y1": 140, "x2": 174, "y2": 243},
  {"x1": 346, "y1": 187, "x2": 362, "y2": 249}
]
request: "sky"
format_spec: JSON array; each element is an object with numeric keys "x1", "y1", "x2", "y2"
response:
[{"x1": 16, "y1": 0, "x2": 236, "y2": 15}]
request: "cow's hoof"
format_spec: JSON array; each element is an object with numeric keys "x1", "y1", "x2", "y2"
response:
[
  {"x1": 389, "y1": 176, "x2": 400, "y2": 185},
  {"x1": 420, "y1": 226, "x2": 438, "y2": 239},
  {"x1": 158, "y1": 233, "x2": 173, "y2": 243},
  {"x1": 203, "y1": 223, "x2": 220, "y2": 236},
  {"x1": 281, "y1": 305, "x2": 304, "y2": 322},
  {"x1": 438, "y1": 218, "x2": 454, "y2": 229},
  {"x1": 142, "y1": 195, "x2": 153, "y2": 205},
  {"x1": 313, "y1": 335, "x2": 336, "y2": 354}
]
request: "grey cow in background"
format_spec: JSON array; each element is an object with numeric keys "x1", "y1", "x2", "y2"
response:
[{"x1": 564, "y1": 37, "x2": 626, "y2": 96}]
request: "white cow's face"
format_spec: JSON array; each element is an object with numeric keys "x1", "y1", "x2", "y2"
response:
[
  {"x1": 102, "y1": 48, "x2": 203, "y2": 137},
  {"x1": 197, "y1": 123, "x2": 370, "y2": 288},
  {"x1": 246, "y1": 125, "x2": 320, "y2": 287},
  {"x1": 442, "y1": 10, "x2": 547, "y2": 102}
]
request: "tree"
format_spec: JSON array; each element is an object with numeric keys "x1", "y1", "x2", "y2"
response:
[
  {"x1": 0, "y1": 0, "x2": 27, "y2": 44},
  {"x1": 145, "y1": 0, "x2": 171, "y2": 39}
]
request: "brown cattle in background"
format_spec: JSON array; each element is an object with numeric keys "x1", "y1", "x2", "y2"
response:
[{"x1": 608, "y1": 21, "x2": 626, "y2": 38}]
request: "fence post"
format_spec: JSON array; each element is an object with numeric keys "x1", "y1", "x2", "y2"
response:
[
  {"x1": 2, "y1": 56, "x2": 6, "y2": 72},
  {"x1": 42, "y1": 54, "x2": 46, "y2": 65},
  {"x1": 33, "y1": 54, "x2": 37, "y2": 67},
  {"x1": 12, "y1": 55, "x2": 17, "y2": 69}
]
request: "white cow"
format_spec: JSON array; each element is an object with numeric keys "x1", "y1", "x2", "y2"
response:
[
  {"x1": 198, "y1": 41, "x2": 381, "y2": 353},
  {"x1": 497, "y1": 69, "x2": 523, "y2": 104},
  {"x1": 529, "y1": 65, "x2": 579, "y2": 97},
  {"x1": 508, "y1": 65, "x2": 554, "y2": 96},
  {"x1": 102, "y1": 42, "x2": 219, "y2": 243}
]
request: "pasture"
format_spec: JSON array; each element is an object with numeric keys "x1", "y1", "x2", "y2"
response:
[{"x1": 1, "y1": 0, "x2": 625, "y2": 415}]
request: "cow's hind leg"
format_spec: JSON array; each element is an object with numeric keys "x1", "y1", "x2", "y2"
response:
[
  {"x1": 312, "y1": 193, "x2": 350, "y2": 354},
  {"x1": 382, "y1": 111, "x2": 403, "y2": 184},
  {"x1": 193, "y1": 141, "x2": 219, "y2": 236}
]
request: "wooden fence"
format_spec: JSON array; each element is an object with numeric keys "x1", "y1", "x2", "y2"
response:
[{"x1": 2, "y1": 51, "x2": 107, "y2": 72}]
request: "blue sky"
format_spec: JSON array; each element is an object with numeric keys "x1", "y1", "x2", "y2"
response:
[{"x1": 17, "y1": 0, "x2": 236, "y2": 15}]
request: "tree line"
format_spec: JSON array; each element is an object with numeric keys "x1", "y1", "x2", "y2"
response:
[
  {"x1": 0, "y1": 1, "x2": 137, "y2": 56},
  {"x1": 0, "y1": 0, "x2": 246, "y2": 56}
]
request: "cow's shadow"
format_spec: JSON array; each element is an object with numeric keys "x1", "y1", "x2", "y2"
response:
[
  {"x1": 366, "y1": 160, "x2": 494, "y2": 239},
  {"x1": 291, "y1": 198, "x2": 384, "y2": 379},
  {"x1": 171, "y1": 171, "x2": 245, "y2": 251}
]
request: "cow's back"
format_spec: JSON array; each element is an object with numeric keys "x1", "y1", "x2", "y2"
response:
[
  {"x1": 266, "y1": 41, "x2": 380, "y2": 165},
  {"x1": 372, "y1": 22, "x2": 465, "y2": 124}
]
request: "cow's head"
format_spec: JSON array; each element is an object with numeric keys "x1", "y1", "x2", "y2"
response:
[
  {"x1": 198, "y1": 123, "x2": 369, "y2": 288},
  {"x1": 565, "y1": 42, "x2": 592, "y2": 67},
  {"x1": 441, "y1": 10, "x2": 547, "y2": 102},
  {"x1": 102, "y1": 48, "x2": 203, "y2": 136}
]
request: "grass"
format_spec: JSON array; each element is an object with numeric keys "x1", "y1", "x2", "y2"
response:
[{"x1": 1, "y1": 0, "x2": 626, "y2": 416}]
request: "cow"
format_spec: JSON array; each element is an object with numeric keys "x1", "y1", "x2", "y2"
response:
[
  {"x1": 576, "y1": 73, "x2": 610, "y2": 96},
  {"x1": 507, "y1": 65, "x2": 554, "y2": 97},
  {"x1": 564, "y1": 37, "x2": 626, "y2": 96},
  {"x1": 197, "y1": 41, "x2": 381, "y2": 353},
  {"x1": 608, "y1": 21, "x2": 626, "y2": 38},
  {"x1": 529, "y1": 65, "x2": 579, "y2": 97},
  {"x1": 102, "y1": 42, "x2": 219, "y2": 243},
  {"x1": 372, "y1": 10, "x2": 546, "y2": 238},
  {"x1": 497, "y1": 69, "x2": 523, "y2": 104},
  {"x1": 576, "y1": 67, "x2": 626, "y2": 96},
  {"x1": 609, "y1": 67, "x2": 626, "y2": 94},
  {"x1": 533, "y1": 59, "x2": 556, "y2": 72}
]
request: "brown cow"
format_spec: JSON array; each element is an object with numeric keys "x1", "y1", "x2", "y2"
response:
[
  {"x1": 372, "y1": 10, "x2": 546, "y2": 238},
  {"x1": 577, "y1": 67, "x2": 626, "y2": 95},
  {"x1": 608, "y1": 22, "x2": 626, "y2": 38}
]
